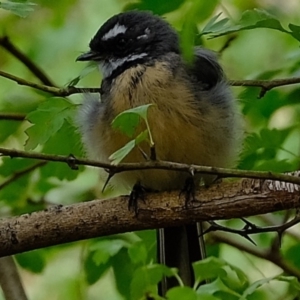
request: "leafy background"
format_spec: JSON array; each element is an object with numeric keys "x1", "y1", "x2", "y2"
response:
[{"x1": 0, "y1": 0, "x2": 300, "y2": 299}]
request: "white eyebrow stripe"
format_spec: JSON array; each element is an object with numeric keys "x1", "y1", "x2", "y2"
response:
[
  {"x1": 102, "y1": 23, "x2": 127, "y2": 40},
  {"x1": 99, "y1": 53, "x2": 148, "y2": 78}
]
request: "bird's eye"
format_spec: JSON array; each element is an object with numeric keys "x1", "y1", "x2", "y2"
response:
[{"x1": 117, "y1": 38, "x2": 127, "y2": 48}]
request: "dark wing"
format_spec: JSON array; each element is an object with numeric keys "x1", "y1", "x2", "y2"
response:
[{"x1": 188, "y1": 47, "x2": 224, "y2": 90}]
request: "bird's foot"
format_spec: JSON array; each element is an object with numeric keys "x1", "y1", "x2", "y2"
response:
[
  {"x1": 180, "y1": 177, "x2": 197, "y2": 208},
  {"x1": 128, "y1": 182, "x2": 150, "y2": 215}
]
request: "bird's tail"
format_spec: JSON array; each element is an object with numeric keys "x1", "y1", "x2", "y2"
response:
[{"x1": 158, "y1": 222, "x2": 206, "y2": 296}]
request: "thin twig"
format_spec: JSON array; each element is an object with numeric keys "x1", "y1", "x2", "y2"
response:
[
  {"x1": 0, "y1": 113, "x2": 26, "y2": 121},
  {"x1": 0, "y1": 70, "x2": 101, "y2": 96},
  {"x1": 0, "y1": 161, "x2": 47, "y2": 190},
  {"x1": 0, "y1": 36, "x2": 54, "y2": 86},
  {"x1": 229, "y1": 77, "x2": 300, "y2": 98},
  {"x1": 0, "y1": 147, "x2": 300, "y2": 185},
  {"x1": 1, "y1": 69, "x2": 300, "y2": 98},
  {"x1": 259, "y1": 214, "x2": 300, "y2": 241},
  {"x1": 205, "y1": 215, "x2": 300, "y2": 245},
  {"x1": 211, "y1": 232, "x2": 300, "y2": 280}
]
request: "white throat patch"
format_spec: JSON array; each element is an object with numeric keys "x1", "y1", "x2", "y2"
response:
[
  {"x1": 102, "y1": 23, "x2": 127, "y2": 41},
  {"x1": 99, "y1": 53, "x2": 148, "y2": 78}
]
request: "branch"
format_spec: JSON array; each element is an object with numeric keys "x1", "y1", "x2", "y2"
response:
[
  {"x1": 0, "y1": 70, "x2": 101, "y2": 96},
  {"x1": 0, "y1": 36, "x2": 54, "y2": 87},
  {"x1": 0, "y1": 161, "x2": 47, "y2": 190},
  {"x1": 205, "y1": 214, "x2": 300, "y2": 245},
  {"x1": 211, "y1": 232, "x2": 300, "y2": 280},
  {"x1": 229, "y1": 77, "x2": 300, "y2": 98},
  {"x1": 0, "y1": 147, "x2": 300, "y2": 186},
  {"x1": 0, "y1": 257, "x2": 28, "y2": 300},
  {"x1": 1, "y1": 69, "x2": 300, "y2": 98},
  {"x1": 0, "y1": 177, "x2": 299, "y2": 257},
  {"x1": 0, "y1": 113, "x2": 26, "y2": 121}
]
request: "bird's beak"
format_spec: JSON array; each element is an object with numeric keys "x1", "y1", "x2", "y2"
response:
[{"x1": 76, "y1": 51, "x2": 101, "y2": 62}]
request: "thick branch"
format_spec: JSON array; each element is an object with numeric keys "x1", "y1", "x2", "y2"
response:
[
  {"x1": 0, "y1": 147, "x2": 300, "y2": 185},
  {"x1": 0, "y1": 177, "x2": 299, "y2": 257}
]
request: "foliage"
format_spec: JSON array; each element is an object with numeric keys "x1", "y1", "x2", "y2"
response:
[{"x1": 0, "y1": 0, "x2": 300, "y2": 299}]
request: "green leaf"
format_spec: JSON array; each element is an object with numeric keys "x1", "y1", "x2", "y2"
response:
[
  {"x1": 197, "y1": 277, "x2": 241, "y2": 298},
  {"x1": 84, "y1": 250, "x2": 111, "y2": 285},
  {"x1": 193, "y1": 257, "x2": 227, "y2": 284},
  {"x1": 289, "y1": 23, "x2": 300, "y2": 42},
  {"x1": 0, "y1": 157, "x2": 35, "y2": 177},
  {"x1": 239, "y1": 276, "x2": 277, "y2": 299},
  {"x1": 15, "y1": 250, "x2": 46, "y2": 273},
  {"x1": 109, "y1": 130, "x2": 148, "y2": 164},
  {"x1": 202, "y1": 9, "x2": 294, "y2": 40},
  {"x1": 131, "y1": 264, "x2": 177, "y2": 300},
  {"x1": 275, "y1": 275, "x2": 300, "y2": 291},
  {"x1": 202, "y1": 13, "x2": 229, "y2": 35},
  {"x1": 91, "y1": 239, "x2": 129, "y2": 266},
  {"x1": 25, "y1": 98, "x2": 76, "y2": 150},
  {"x1": 112, "y1": 104, "x2": 154, "y2": 137},
  {"x1": 128, "y1": 241, "x2": 148, "y2": 264},
  {"x1": 166, "y1": 287, "x2": 199, "y2": 300},
  {"x1": 284, "y1": 244, "x2": 300, "y2": 270},
  {"x1": 180, "y1": 0, "x2": 218, "y2": 61},
  {"x1": 0, "y1": 0, "x2": 36, "y2": 17},
  {"x1": 39, "y1": 120, "x2": 83, "y2": 181},
  {"x1": 124, "y1": 0, "x2": 184, "y2": 15},
  {"x1": 112, "y1": 113, "x2": 140, "y2": 138},
  {"x1": 109, "y1": 139, "x2": 135, "y2": 165}
]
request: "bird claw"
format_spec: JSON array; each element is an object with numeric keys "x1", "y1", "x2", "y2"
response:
[
  {"x1": 128, "y1": 182, "x2": 147, "y2": 215},
  {"x1": 180, "y1": 177, "x2": 196, "y2": 208}
]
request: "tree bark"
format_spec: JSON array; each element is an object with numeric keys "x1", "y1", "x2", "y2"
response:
[{"x1": 0, "y1": 177, "x2": 299, "y2": 257}]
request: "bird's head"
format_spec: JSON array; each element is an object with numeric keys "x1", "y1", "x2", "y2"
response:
[{"x1": 76, "y1": 11, "x2": 179, "y2": 79}]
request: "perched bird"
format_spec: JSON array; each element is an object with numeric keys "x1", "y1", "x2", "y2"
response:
[{"x1": 76, "y1": 10, "x2": 242, "y2": 295}]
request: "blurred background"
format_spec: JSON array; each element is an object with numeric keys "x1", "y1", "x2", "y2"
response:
[{"x1": 1, "y1": 0, "x2": 300, "y2": 299}]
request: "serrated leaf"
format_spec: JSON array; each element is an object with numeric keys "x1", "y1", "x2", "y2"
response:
[
  {"x1": 109, "y1": 130, "x2": 148, "y2": 164},
  {"x1": 0, "y1": 0, "x2": 36, "y2": 17},
  {"x1": 39, "y1": 120, "x2": 83, "y2": 181},
  {"x1": 25, "y1": 98, "x2": 76, "y2": 150}
]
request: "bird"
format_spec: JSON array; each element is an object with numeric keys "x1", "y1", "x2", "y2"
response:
[{"x1": 76, "y1": 10, "x2": 242, "y2": 296}]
